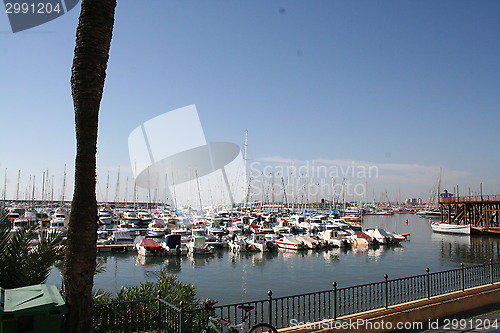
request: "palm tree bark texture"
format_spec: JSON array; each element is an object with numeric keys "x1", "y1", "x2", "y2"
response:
[{"x1": 64, "y1": 1, "x2": 116, "y2": 332}]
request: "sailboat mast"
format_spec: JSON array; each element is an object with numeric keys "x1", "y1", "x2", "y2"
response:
[
  {"x1": 114, "y1": 166, "x2": 120, "y2": 205},
  {"x1": 16, "y1": 170, "x2": 21, "y2": 202},
  {"x1": 243, "y1": 130, "x2": 248, "y2": 208},
  {"x1": 51, "y1": 176, "x2": 54, "y2": 203},
  {"x1": 2, "y1": 168, "x2": 6, "y2": 207},
  {"x1": 105, "y1": 171, "x2": 110, "y2": 204},
  {"x1": 124, "y1": 176, "x2": 129, "y2": 205},
  {"x1": 61, "y1": 164, "x2": 67, "y2": 205},
  {"x1": 195, "y1": 169, "x2": 203, "y2": 211},
  {"x1": 31, "y1": 175, "x2": 36, "y2": 206},
  {"x1": 41, "y1": 171, "x2": 46, "y2": 206}
]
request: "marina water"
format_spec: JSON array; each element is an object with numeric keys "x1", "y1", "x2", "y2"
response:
[{"x1": 47, "y1": 214, "x2": 500, "y2": 305}]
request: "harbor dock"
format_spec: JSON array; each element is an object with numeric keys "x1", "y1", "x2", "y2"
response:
[{"x1": 439, "y1": 195, "x2": 500, "y2": 235}]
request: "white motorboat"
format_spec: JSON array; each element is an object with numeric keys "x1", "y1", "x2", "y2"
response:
[
  {"x1": 228, "y1": 235, "x2": 255, "y2": 252},
  {"x1": 135, "y1": 237, "x2": 164, "y2": 257},
  {"x1": 98, "y1": 210, "x2": 113, "y2": 225},
  {"x1": 147, "y1": 219, "x2": 166, "y2": 237},
  {"x1": 12, "y1": 218, "x2": 30, "y2": 232},
  {"x1": 276, "y1": 234, "x2": 307, "y2": 250},
  {"x1": 295, "y1": 235, "x2": 324, "y2": 249},
  {"x1": 187, "y1": 236, "x2": 215, "y2": 255},
  {"x1": 324, "y1": 219, "x2": 350, "y2": 230},
  {"x1": 272, "y1": 219, "x2": 293, "y2": 234},
  {"x1": 386, "y1": 231, "x2": 408, "y2": 243},
  {"x1": 137, "y1": 211, "x2": 153, "y2": 227},
  {"x1": 365, "y1": 227, "x2": 394, "y2": 244},
  {"x1": 97, "y1": 229, "x2": 112, "y2": 245},
  {"x1": 116, "y1": 220, "x2": 136, "y2": 232},
  {"x1": 161, "y1": 234, "x2": 188, "y2": 255},
  {"x1": 317, "y1": 229, "x2": 350, "y2": 248},
  {"x1": 430, "y1": 222, "x2": 470, "y2": 235},
  {"x1": 342, "y1": 214, "x2": 362, "y2": 223},
  {"x1": 417, "y1": 209, "x2": 441, "y2": 217},
  {"x1": 246, "y1": 233, "x2": 278, "y2": 252},
  {"x1": 347, "y1": 230, "x2": 374, "y2": 246},
  {"x1": 48, "y1": 209, "x2": 68, "y2": 235},
  {"x1": 110, "y1": 230, "x2": 134, "y2": 244},
  {"x1": 122, "y1": 210, "x2": 140, "y2": 223}
]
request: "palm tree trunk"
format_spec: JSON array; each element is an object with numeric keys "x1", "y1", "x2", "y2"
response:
[{"x1": 64, "y1": 1, "x2": 116, "y2": 332}]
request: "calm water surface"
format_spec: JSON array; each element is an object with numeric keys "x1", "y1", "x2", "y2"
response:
[{"x1": 48, "y1": 214, "x2": 500, "y2": 304}]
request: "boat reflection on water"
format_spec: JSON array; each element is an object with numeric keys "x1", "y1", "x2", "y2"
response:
[
  {"x1": 136, "y1": 254, "x2": 166, "y2": 267},
  {"x1": 135, "y1": 254, "x2": 183, "y2": 274},
  {"x1": 432, "y1": 232, "x2": 500, "y2": 265},
  {"x1": 187, "y1": 252, "x2": 216, "y2": 268},
  {"x1": 228, "y1": 250, "x2": 279, "y2": 266},
  {"x1": 321, "y1": 247, "x2": 342, "y2": 261},
  {"x1": 367, "y1": 243, "x2": 405, "y2": 259}
]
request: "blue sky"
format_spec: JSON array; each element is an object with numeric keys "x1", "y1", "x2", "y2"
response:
[{"x1": 1, "y1": 0, "x2": 499, "y2": 203}]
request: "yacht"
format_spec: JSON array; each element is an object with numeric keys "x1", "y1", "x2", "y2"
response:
[
  {"x1": 186, "y1": 236, "x2": 215, "y2": 255},
  {"x1": 147, "y1": 219, "x2": 167, "y2": 237},
  {"x1": 275, "y1": 234, "x2": 307, "y2": 250},
  {"x1": 430, "y1": 222, "x2": 470, "y2": 235},
  {"x1": 228, "y1": 235, "x2": 255, "y2": 252},
  {"x1": 246, "y1": 233, "x2": 277, "y2": 252},
  {"x1": 161, "y1": 234, "x2": 188, "y2": 255},
  {"x1": 98, "y1": 210, "x2": 113, "y2": 225},
  {"x1": 135, "y1": 237, "x2": 164, "y2": 257},
  {"x1": 48, "y1": 209, "x2": 68, "y2": 235}
]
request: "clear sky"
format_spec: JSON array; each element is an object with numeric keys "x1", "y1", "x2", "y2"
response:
[{"x1": 1, "y1": 0, "x2": 499, "y2": 204}]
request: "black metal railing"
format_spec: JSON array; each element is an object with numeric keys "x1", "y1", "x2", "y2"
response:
[{"x1": 93, "y1": 260, "x2": 500, "y2": 332}]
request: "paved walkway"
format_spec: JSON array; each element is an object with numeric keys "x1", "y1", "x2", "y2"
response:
[{"x1": 398, "y1": 303, "x2": 500, "y2": 333}]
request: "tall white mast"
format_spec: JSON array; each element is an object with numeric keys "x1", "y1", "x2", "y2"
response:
[
  {"x1": 16, "y1": 170, "x2": 21, "y2": 202},
  {"x1": 61, "y1": 164, "x2": 67, "y2": 205},
  {"x1": 105, "y1": 171, "x2": 110, "y2": 204},
  {"x1": 114, "y1": 166, "x2": 121, "y2": 204},
  {"x1": 2, "y1": 168, "x2": 6, "y2": 206},
  {"x1": 244, "y1": 130, "x2": 248, "y2": 207}
]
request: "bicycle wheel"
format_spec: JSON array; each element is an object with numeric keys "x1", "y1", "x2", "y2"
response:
[{"x1": 248, "y1": 323, "x2": 278, "y2": 333}]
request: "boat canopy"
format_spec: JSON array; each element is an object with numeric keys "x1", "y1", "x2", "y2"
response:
[
  {"x1": 140, "y1": 238, "x2": 162, "y2": 248},
  {"x1": 354, "y1": 231, "x2": 372, "y2": 239},
  {"x1": 193, "y1": 236, "x2": 207, "y2": 247},
  {"x1": 163, "y1": 234, "x2": 181, "y2": 248},
  {"x1": 111, "y1": 231, "x2": 133, "y2": 241}
]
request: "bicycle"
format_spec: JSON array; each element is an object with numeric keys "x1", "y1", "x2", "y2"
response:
[{"x1": 201, "y1": 300, "x2": 278, "y2": 333}]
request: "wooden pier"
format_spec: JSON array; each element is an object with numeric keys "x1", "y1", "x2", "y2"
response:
[
  {"x1": 96, "y1": 243, "x2": 135, "y2": 253},
  {"x1": 438, "y1": 195, "x2": 500, "y2": 234}
]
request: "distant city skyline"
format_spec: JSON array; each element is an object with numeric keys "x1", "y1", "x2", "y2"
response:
[{"x1": 2, "y1": 1, "x2": 499, "y2": 206}]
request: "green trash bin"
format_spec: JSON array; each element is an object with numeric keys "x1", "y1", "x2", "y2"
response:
[{"x1": 0, "y1": 284, "x2": 66, "y2": 333}]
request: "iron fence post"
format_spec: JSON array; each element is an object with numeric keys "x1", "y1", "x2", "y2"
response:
[
  {"x1": 490, "y1": 259, "x2": 494, "y2": 285},
  {"x1": 426, "y1": 268, "x2": 430, "y2": 299},
  {"x1": 179, "y1": 301, "x2": 184, "y2": 333},
  {"x1": 384, "y1": 274, "x2": 389, "y2": 309},
  {"x1": 157, "y1": 290, "x2": 162, "y2": 331},
  {"x1": 460, "y1": 263, "x2": 465, "y2": 291},
  {"x1": 268, "y1": 290, "x2": 273, "y2": 326},
  {"x1": 332, "y1": 282, "x2": 337, "y2": 320}
]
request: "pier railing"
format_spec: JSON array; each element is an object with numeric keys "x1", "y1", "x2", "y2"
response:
[
  {"x1": 438, "y1": 195, "x2": 500, "y2": 203},
  {"x1": 92, "y1": 260, "x2": 500, "y2": 332}
]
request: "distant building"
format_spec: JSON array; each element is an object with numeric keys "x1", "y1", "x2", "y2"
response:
[{"x1": 405, "y1": 198, "x2": 422, "y2": 206}]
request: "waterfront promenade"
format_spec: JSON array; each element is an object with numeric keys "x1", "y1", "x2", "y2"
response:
[
  {"x1": 93, "y1": 262, "x2": 500, "y2": 332},
  {"x1": 281, "y1": 282, "x2": 500, "y2": 333}
]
